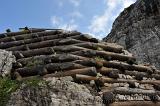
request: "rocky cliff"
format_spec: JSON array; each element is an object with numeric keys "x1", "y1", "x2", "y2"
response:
[{"x1": 103, "y1": 0, "x2": 160, "y2": 69}]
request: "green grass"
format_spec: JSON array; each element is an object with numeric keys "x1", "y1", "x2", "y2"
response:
[
  {"x1": 96, "y1": 47, "x2": 104, "y2": 51},
  {"x1": 0, "y1": 77, "x2": 20, "y2": 106},
  {"x1": 26, "y1": 59, "x2": 44, "y2": 67},
  {"x1": 0, "y1": 77, "x2": 48, "y2": 106}
]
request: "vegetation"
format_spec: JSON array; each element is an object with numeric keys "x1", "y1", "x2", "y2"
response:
[
  {"x1": 0, "y1": 76, "x2": 48, "y2": 106},
  {"x1": 97, "y1": 47, "x2": 104, "y2": 51},
  {"x1": 94, "y1": 56, "x2": 105, "y2": 61},
  {"x1": 26, "y1": 59, "x2": 44, "y2": 67},
  {"x1": 0, "y1": 77, "x2": 19, "y2": 106}
]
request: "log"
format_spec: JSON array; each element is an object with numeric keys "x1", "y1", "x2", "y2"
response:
[
  {"x1": 73, "y1": 42, "x2": 123, "y2": 53},
  {"x1": 152, "y1": 74, "x2": 160, "y2": 80},
  {"x1": 110, "y1": 101, "x2": 160, "y2": 106},
  {"x1": 52, "y1": 45, "x2": 89, "y2": 52},
  {"x1": 113, "y1": 87, "x2": 160, "y2": 95},
  {"x1": 70, "y1": 34, "x2": 99, "y2": 43},
  {"x1": 125, "y1": 70, "x2": 149, "y2": 80},
  {"x1": 12, "y1": 71, "x2": 22, "y2": 81},
  {"x1": 0, "y1": 30, "x2": 81, "y2": 43},
  {"x1": 6, "y1": 38, "x2": 85, "y2": 51},
  {"x1": 13, "y1": 47, "x2": 55, "y2": 59},
  {"x1": 74, "y1": 75, "x2": 160, "y2": 85},
  {"x1": 43, "y1": 67, "x2": 97, "y2": 78},
  {"x1": 16, "y1": 62, "x2": 86, "y2": 77},
  {"x1": 0, "y1": 38, "x2": 42, "y2": 49},
  {"x1": 45, "y1": 62, "x2": 86, "y2": 73},
  {"x1": 98, "y1": 67, "x2": 120, "y2": 78},
  {"x1": 1, "y1": 32, "x2": 82, "y2": 49},
  {"x1": 102, "y1": 61, "x2": 153, "y2": 74},
  {"x1": 0, "y1": 29, "x2": 45, "y2": 39},
  {"x1": 0, "y1": 30, "x2": 57, "y2": 43},
  {"x1": 17, "y1": 54, "x2": 88, "y2": 66},
  {"x1": 71, "y1": 49, "x2": 136, "y2": 62},
  {"x1": 97, "y1": 43, "x2": 124, "y2": 53},
  {"x1": 16, "y1": 66, "x2": 45, "y2": 77},
  {"x1": 97, "y1": 67, "x2": 120, "y2": 75}
]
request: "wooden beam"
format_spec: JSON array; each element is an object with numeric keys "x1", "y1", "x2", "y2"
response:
[
  {"x1": 6, "y1": 38, "x2": 85, "y2": 51},
  {"x1": 43, "y1": 67, "x2": 97, "y2": 78},
  {"x1": 102, "y1": 61, "x2": 153, "y2": 74},
  {"x1": 71, "y1": 49, "x2": 136, "y2": 62},
  {"x1": 13, "y1": 47, "x2": 55, "y2": 59},
  {"x1": 0, "y1": 29, "x2": 45, "y2": 39},
  {"x1": 110, "y1": 101, "x2": 160, "y2": 106},
  {"x1": 74, "y1": 74, "x2": 160, "y2": 85},
  {"x1": 15, "y1": 62, "x2": 86, "y2": 77}
]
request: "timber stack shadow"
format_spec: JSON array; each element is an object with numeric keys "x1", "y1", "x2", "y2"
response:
[{"x1": 0, "y1": 27, "x2": 160, "y2": 106}]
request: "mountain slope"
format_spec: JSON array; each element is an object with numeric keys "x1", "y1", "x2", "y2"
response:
[{"x1": 103, "y1": 0, "x2": 160, "y2": 69}]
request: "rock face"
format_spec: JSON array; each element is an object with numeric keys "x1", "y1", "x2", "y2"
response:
[
  {"x1": 7, "y1": 77, "x2": 102, "y2": 106},
  {"x1": 103, "y1": 0, "x2": 160, "y2": 69},
  {"x1": 0, "y1": 49, "x2": 15, "y2": 77}
]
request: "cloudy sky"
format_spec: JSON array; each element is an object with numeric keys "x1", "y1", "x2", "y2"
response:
[{"x1": 0, "y1": 0, "x2": 136, "y2": 39}]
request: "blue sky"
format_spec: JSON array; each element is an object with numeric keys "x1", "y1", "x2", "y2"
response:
[{"x1": 0, "y1": 0, "x2": 136, "y2": 39}]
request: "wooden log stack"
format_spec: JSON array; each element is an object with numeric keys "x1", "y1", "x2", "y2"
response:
[{"x1": 0, "y1": 28, "x2": 160, "y2": 106}]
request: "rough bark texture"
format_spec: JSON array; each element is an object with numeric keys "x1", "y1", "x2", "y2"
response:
[{"x1": 103, "y1": 0, "x2": 160, "y2": 69}]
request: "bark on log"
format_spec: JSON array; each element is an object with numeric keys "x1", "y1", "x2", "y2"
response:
[
  {"x1": 6, "y1": 38, "x2": 85, "y2": 51},
  {"x1": 13, "y1": 47, "x2": 55, "y2": 59},
  {"x1": 44, "y1": 67, "x2": 97, "y2": 78},
  {"x1": 52, "y1": 45, "x2": 89, "y2": 53},
  {"x1": 16, "y1": 62, "x2": 86, "y2": 77},
  {"x1": 1, "y1": 32, "x2": 82, "y2": 49},
  {"x1": 110, "y1": 101, "x2": 160, "y2": 106},
  {"x1": 98, "y1": 67, "x2": 119, "y2": 74},
  {"x1": 0, "y1": 30, "x2": 58, "y2": 43},
  {"x1": 73, "y1": 42, "x2": 123, "y2": 53},
  {"x1": 97, "y1": 43, "x2": 124, "y2": 53},
  {"x1": 69, "y1": 34, "x2": 99, "y2": 43},
  {"x1": 0, "y1": 29, "x2": 45, "y2": 39},
  {"x1": 102, "y1": 61, "x2": 153, "y2": 74},
  {"x1": 74, "y1": 74, "x2": 160, "y2": 85},
  {"x1": 113, "y1": 87, "x2": 160, "y2": 95},
  {"x1": 0, "y1": 30, "x2": 81, "y2": 43},
  {"x1": 152, "y1": 74, "x2": 160, "y2": 80},
  {"x1": 71, "y1": 49, "x2": 136, "y2": 62},
  {"x1": 17, "y1": 54, "x2": 88, "y2": 66}
]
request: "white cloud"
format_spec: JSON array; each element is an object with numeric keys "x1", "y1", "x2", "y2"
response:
[
  {"x1": 122, "y1": 0, "x2": 136, "y2": 8},
  {"x1": 88, "y1": 13, "x2": 108, "y2": 34},
  {"x1": 69, "y1": 11, "x2": 83, "y2": 18},
  {"x1": 51, "y1": 16, "x2": 78, "y2": 31},
  {"x1": 58, "y1": 1, "x2": 63, "y2": 7},
  {"x1": 69, "y1": 0, "x2": 80, "y2": 7},
  {"x1": 88, "y1": 0, "x2": 136, "y2": 39},
  {"x1": 51, "y1": 16, "x2": 62, "y2": 26}
]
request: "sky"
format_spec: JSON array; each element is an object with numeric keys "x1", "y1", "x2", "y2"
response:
[{"x1": 0, "y1": 0, "x2": 136, "y2": 39}]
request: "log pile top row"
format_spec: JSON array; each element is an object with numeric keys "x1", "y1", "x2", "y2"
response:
[{"x1": 0, "y1": 28, "x2": 160, "y2": 105}]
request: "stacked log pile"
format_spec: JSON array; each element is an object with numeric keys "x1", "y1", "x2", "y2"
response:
[{"x1": 0, "y1": 28, "x2": 160, "y2": 106}]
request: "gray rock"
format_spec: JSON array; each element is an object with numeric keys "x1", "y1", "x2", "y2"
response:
[
  {"x1": 103, "y1": 0, "x2": 160, "y2": 69},
  {"x1": 7, "y1": 77, "x2": 103, "y2": 106},
  {"x1": 0, "y1": 49, "x2": 15, "y2": 77}
]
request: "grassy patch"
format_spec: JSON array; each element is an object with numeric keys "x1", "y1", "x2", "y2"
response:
[
  {"x1": 97, "y1": 47, "x2": 104, "y2": 51},
  {"x1": 26, "y1": 59, "x2": 44, "y2": 67},
  {"x1": 22, "y1": 77, "x2": 47, "y2": 87},
  {"x1": 0, "y1": 77, "x2": 48, "y2": 106},
  {"x1": 0, "y1": 77, "x2": 20, "y2": 106}
]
